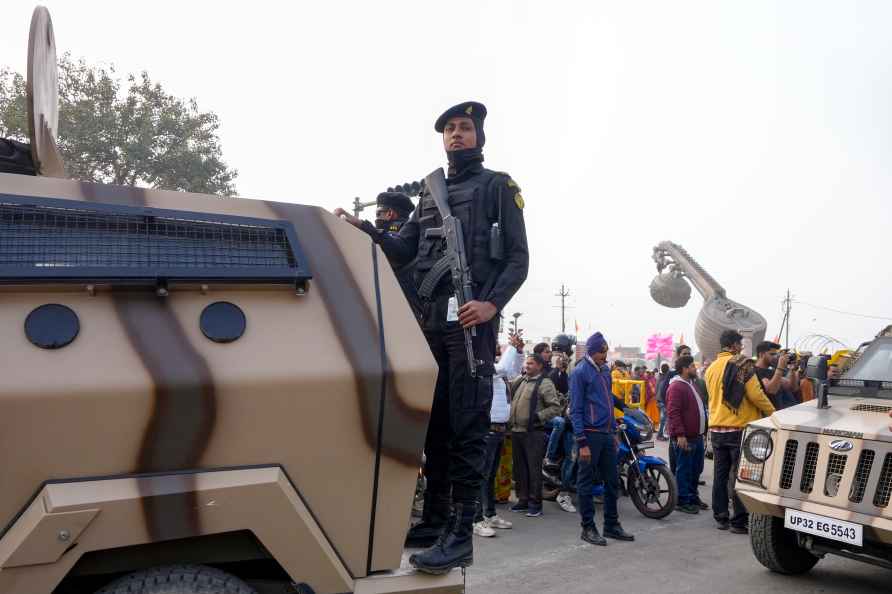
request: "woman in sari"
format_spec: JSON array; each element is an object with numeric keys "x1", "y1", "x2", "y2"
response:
[{"x1": 644, "y1": 369, "x2": 661, "y2": 425}]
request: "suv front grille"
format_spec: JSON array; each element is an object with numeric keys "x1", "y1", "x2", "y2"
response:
[
  {"x1": 773, "y1": 434, "x2": 892, "y2": 513},
  {"x1": 800, "y1": 442, "x2": 820, "y2": 494},
  {"x1": 849, "y1": 450, "x2": 875, "y2": 503},
  {"x1": 824, "y1": 453, "x2": 848, "y2": 497},
  {"x1": 779, "y1": 440, "x2": 798, "y2": 490},
  {"x1": 875, "y1": 453, "x2": 892, "y2": 508}
]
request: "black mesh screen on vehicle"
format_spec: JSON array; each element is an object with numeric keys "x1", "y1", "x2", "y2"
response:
[{"x1": 0, "y1": 195, "x2": 311, "y2": 284}]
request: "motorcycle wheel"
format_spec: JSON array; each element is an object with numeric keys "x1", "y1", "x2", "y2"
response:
[{"x1": 628, "y1": 464, "x2": 677, "y2": 519}]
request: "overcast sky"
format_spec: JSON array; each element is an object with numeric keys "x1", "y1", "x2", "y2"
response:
[{"x1": 4, "y1": 1, "x2": 891, "y2": 353}]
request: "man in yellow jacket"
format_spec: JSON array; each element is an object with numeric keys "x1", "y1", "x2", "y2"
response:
[{"x1": 705, "y1": 330, "x2": 776, "y2": 534}]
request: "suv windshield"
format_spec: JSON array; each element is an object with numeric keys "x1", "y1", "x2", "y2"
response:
[{"x1": 847, "y1": 339, "x2": 892, "y2": 383}]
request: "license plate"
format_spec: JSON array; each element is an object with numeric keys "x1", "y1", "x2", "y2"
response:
[
  {"x1": 784, "y1": 509, "x2": 862, "y2": 547},
  {"x1": 637, "y1": 441, "x2": 654, "y2": 449}
]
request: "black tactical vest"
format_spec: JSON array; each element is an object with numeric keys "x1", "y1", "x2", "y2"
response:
[{"x1": 414, "y1": 168, "x2": 502, "y2": 299}]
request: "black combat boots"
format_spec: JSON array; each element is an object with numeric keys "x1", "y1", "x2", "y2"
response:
[
  {"x1": 409, "y1": 502, "x2": 474, "y2": 575},
  {"x1": 404, "y1": 494, "x2": 451, "y2": 548}
]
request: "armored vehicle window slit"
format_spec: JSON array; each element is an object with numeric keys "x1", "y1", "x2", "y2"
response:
[
  {"x1": 800, "y1": 442, "x2": 819, "y2": 494},
  {"x1": 0, "y1": 195, "x2": 311, "y2": 286}
]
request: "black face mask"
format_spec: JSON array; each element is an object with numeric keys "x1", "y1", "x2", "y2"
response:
[
  {"x1": 446, "y1": 146, "x2": 484, "y2": 177},
  {"x1": 374, "y1": 218, "x2": 388, "y2": 230}
]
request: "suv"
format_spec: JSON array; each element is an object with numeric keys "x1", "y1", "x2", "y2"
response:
[{"x1": 736, "y1": 337, "x2": 892, "y2": 574}]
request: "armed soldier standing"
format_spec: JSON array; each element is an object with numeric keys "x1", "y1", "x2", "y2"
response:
[{"x1": 336, "y1": 101, "x2": 528, "y2": 574}]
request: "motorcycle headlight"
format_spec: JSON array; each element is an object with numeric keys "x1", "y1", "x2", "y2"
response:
[
  {"x1": 625, "y1": 410, "x2": 654, "y2": 442},
  {"x1": 743, "y1": 429, "x2": 774, "y2": 464}
]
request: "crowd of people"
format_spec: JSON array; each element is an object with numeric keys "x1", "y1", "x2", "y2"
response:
[{"x1": 449, "y1": 327, "x2": 826, "y2": 545}]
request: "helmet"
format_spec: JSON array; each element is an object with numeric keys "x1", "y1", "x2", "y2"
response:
[{"x1": 551, "y1": 333, "x2": 576, "y2": 356}]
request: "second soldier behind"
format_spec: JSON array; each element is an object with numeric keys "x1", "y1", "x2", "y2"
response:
[
  {"x1": 373, "y1": 191, "x2": 414, "y2": 234},
  {"x1": 335, "y1": 101, "x2": 529, "y2": 574},
  {"x1": 373, "y1": 191, "x2": 421, "y2": 316}
]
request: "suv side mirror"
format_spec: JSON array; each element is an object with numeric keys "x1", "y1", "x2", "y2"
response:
[{"x1": 816, "y1": 380, "x2": 830, "y2": 409}]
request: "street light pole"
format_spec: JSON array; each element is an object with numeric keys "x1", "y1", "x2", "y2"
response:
[{"x1": 511, "y1": 312, "x2": 522, "y2": 336}]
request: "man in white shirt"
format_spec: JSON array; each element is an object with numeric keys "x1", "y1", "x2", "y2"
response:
[{"x1": 474, "y1": 331, "x2": 525, "y2": 536}]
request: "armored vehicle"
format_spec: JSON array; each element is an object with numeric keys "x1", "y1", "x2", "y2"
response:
[
  {"x1": 0, "y1": 7, "x2": 462, "y2": 594},
  {"x1": 736, "y1": 336, "x2": 892, "y2": 574}
]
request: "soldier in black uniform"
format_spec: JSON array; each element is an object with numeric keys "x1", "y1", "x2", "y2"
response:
[
  {"x1": 373, "y1": 191, "x2": 414, "y2": 233},
  {"x1": 372, "y1": 191, "x2": 421, "y2": 317},
  {"x1": 335, "y1": 101, "x2": 528, "y2": 574}
]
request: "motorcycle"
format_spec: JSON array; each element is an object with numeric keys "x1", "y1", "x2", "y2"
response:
[
  {"x1": 617, "y1": 408, "x2": 677, "y2": 518},
  {"x1": 542, "y1": 409, "x2": 677, "y2": 519}
]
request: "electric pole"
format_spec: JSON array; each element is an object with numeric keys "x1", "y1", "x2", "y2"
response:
[
  {"x1": 555, "y1": 284, "x2": 571, "y2": 333},
  {"x1": 778, "y1": 289, "x2": 792, "y2": 349},
  {"x1": 785, "y1": 289, "x2": 791, "y2": 349},
  {"x1": 511, "y1": 312, "x2": 522, "y2": 336}
]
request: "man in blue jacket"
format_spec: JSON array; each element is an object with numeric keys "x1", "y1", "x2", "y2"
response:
[{"x1": 569, "y1": 332, "x2": 635, "y2": 546}]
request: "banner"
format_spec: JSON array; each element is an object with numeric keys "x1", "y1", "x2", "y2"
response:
[{"x1": 645, "y1": 333, "x2": 674, "y2": 360}]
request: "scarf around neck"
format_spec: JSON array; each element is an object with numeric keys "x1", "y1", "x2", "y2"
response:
[
  {"x1": 721, "y1": 352, "x2": 757, "y2": 414},
  {"x1": 447, "y1": 147, "x2": 484, "y2": 177}
]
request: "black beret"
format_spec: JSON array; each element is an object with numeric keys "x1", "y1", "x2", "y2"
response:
[
  {"x1": 376, "y1": 192, "x2": 414, "y2": 215},
  {"x1": 434, "y1": 101, "x2": 487, "y2": 133}
]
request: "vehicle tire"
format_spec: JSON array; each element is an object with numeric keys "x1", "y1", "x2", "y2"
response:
[
  {"x1": 95, "y1": 564, "x2": 257, "y2": 594},
  {"x1": 750, "y1": 513, "x2": 820, "y2": 575},
  {"x1": 628, "y1": 464, "x2": 677, "y2": 519}
]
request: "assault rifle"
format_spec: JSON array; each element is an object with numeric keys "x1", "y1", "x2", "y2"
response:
[{"x1": 422, "y1": 167, "x2": 482, "y2": 377}]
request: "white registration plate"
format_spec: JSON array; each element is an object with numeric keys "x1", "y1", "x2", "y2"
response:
[{"x1": 784, "y1": 509, "x2": 862, "y2": 547}]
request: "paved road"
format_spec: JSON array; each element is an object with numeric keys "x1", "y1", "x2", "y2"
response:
[{"x1": 465, "y1": 441, "x2": 889, "y2": 594}]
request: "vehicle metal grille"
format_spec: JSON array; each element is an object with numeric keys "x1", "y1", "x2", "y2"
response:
[
  {"x1": 849, "y1": 450, "x2": 875, "y2": 503},
  {"x1": 824, "y1": 453, "x2": 848, "y2": 497},
  {"x1": 0, "y1": 203, "x2": 296, "y2": 269},
  {"x1": 779, "y1": 440, "x2": 798, "y2": 490},
  {"x1": 800, "y1": 442, "x2": 819, "y2": 494},
  {"x1": 875, "y1": 453, "x2": 892, "y2": 508},
  {"x1": 0, "y1": 198, "x2": 312, "y2": 285},
  {"x1": 850, "y1": 403, "x2": 892, "y2": 413}
]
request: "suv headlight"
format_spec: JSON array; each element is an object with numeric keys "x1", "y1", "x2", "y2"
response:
[
  {"x1": 738, "y1": 427, "x2": 774, "y2": 487},
  {"x1": 743, "y1": 429, "x2": 774, "y2": 464}
]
